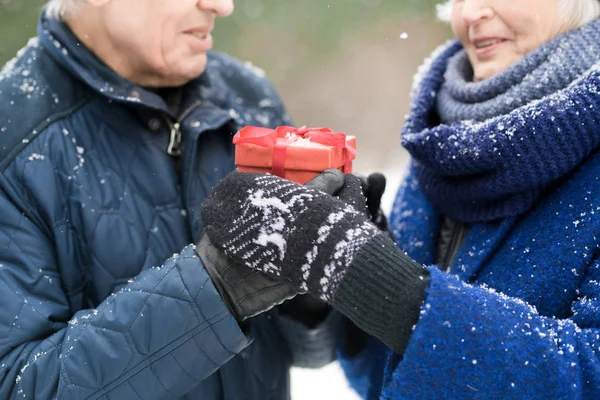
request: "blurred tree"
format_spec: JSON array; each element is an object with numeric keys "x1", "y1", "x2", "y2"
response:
[
  {"x1": 0, "y1": 0, "x2": 451, "y2": 207},
  {"x1": 0, "y1": 0, "x2": 46, "y2": 63},
  {"x1": 0, "y1": 0, "x2": 442, "y2": 65},
  {"x1": 214, "y1": 0, "x2": 441, "y2": 54}
]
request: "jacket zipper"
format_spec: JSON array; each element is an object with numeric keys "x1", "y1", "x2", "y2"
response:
[
  {"x1": 165, "y1": 100, "x2": 202, "y2": 157},
  {"x1": 441, "y1": 221, "x2": 469, "y2": 270}
]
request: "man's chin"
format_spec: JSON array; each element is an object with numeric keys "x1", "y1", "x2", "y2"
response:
[
  {"x1": 151, "y1": 59, "x2": 208, "y2": 87},
  {"x1": 178, "y1": 55, "x2": 209, "y2": 79}
]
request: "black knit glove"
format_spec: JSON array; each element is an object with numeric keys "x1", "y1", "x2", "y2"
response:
[
  {"x1": 202, "y1": 172, "x2": 379, "y2": 301},
  {"x1": 343, "y1": 173, "x2": 389, "y2": 354},
  {"x1": 279, "y1": 169, "x2": 370, "y2": 326}
]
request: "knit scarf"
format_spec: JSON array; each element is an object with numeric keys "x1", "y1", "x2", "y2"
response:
[{"x1": 401, "y1": 18, "x2": 600, "y2": 223}]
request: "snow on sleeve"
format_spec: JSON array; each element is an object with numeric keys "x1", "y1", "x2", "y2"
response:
[{"x1": 384, "y1": 266, "x2": 600, "y2": 399}]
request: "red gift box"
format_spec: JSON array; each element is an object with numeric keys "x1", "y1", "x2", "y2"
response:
[{"x1": 233, "y1": 125, "x2": 357, "y2": 184}]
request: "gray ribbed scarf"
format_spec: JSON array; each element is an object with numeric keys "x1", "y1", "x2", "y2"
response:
[{"x1": 437, "y1": 18, "x2": 600, "y2": 123}]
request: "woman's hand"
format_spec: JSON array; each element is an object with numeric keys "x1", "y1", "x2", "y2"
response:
[
  {"x1": 202, "y1": 170, "x2": 430, "y2": 355},
  {"x1": 201, "y1": 170, "x2": 379, "y2": 301}
]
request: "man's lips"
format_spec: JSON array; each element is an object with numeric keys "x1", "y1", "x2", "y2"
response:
[
  {"x1": 184, "y1": 28, "x2": 214, "y2": 52},
  {"x1": 184, "y1": 29, "x2": 211, "y2": 39}
]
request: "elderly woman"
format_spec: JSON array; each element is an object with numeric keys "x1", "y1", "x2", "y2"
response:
[{"x1": 200, "y1": 0, "x2": 600, "y2": 398}]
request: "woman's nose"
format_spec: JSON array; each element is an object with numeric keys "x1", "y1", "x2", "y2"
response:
[
  {"x1": 197, "y1": 0, "x2": 235, "y2": 17},
  {"x1": 461, "y1": 0, "x2": 493, "y2": 25}
]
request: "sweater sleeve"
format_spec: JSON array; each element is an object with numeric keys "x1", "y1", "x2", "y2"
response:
[
  {"x1": 337, "y1": 232, "x2": 600, "y2": 398},
  {"x1": 0, "y1": 190, "x2": 251, "y2": 399},
  {"x1": 380, "y1": 265, "x2": 600, "y2": 399}
]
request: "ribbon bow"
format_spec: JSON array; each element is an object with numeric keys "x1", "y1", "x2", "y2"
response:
[{"x1": 233, "y1": 125, "x2": 356, "y2": 178}]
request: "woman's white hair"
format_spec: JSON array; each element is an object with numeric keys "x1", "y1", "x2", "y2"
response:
[
  {"x1": 437, "y1": 0, "x2": 600, "y2": 30},
  {"x1": 45, "y1": 0, "x2": 79, "y2": 20}
]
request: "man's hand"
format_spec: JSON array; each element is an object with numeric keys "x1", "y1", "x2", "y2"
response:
[
  {"x1": 196, "y1": 168, "x2": 372, "y2": 325},
  {"x1": 195, "y1": 232, "x2": 298, "y2": 323}
]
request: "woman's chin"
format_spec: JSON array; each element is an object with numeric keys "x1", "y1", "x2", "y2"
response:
[
  {"x1": 473, "y1": 64, "x2": 504, "y2": 82},
  {"x1": 472, "y1": 54, "x2": 522, "y2": 82}
]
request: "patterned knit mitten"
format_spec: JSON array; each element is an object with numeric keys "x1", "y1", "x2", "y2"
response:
[{"x1": 201, "y1": 172, "x2": 380, "y2": 301}]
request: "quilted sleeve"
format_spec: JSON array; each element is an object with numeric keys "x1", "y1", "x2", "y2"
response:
[{"x1": 0, "y1": 190, "x2": 251, "y2": 399}]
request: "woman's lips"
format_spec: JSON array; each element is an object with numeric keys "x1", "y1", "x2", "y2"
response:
[{"x1": 472, "y1": 38, "x2": 508, "y2": 58}]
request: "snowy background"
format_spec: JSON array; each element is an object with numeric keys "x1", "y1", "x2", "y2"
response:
[{"x1": 291, "y1": 364, "x2": 360, "y2": 400}]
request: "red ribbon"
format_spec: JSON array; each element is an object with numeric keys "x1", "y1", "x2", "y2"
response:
[{"x1": 233, "y1": 125, "x2": 356, "y2": 177}]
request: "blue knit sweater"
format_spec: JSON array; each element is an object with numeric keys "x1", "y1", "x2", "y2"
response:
[{"x1": 339, "y1": 27, "x2": 600, "y2": 400}]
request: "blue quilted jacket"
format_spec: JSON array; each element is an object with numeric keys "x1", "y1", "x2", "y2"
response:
[{"x1": 0, "y1": 13, "x2": 342, "y2": 400}]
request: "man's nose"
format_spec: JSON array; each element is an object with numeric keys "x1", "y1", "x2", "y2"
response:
[
  {"x1": 461, "y1": 0, "x2": 493, "y2": 26},
  {"x1": 197, "y1": 0, "x2": 234, "y2": 17}
]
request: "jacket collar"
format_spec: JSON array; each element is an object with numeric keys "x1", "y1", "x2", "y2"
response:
[{"x1": 37, "y1": 10, "x2": 232, "y2": 120}]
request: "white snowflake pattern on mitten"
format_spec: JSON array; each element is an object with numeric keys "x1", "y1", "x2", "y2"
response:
[{"x1": 203, "y1": 173, "x2": 379, "y2": 300}]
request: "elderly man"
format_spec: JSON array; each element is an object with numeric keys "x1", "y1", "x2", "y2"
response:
[{"x1": 0, "y1": 1, "x2": 344, "y2": 398}]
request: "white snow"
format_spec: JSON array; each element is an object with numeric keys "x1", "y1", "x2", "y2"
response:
[{"x1": 291, "y1": 363, "x2": 360, "y2": 400}]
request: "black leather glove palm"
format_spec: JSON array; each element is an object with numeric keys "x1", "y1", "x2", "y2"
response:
[{"x1": 196, "y1": 232, "x2": 297, "y2": 322}]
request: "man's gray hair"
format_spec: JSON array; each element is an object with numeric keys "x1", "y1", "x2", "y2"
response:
[
  {"x1": 437, "y1": 0, "x2": 600, "y2": 30},
  {"x1": 45, "y1": 0, "x2": 78, "y2": 20}
]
